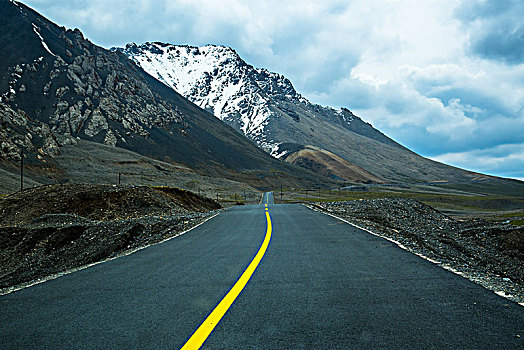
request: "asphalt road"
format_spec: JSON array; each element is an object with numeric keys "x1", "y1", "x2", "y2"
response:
[
  {"x1": 1, "y1": 198, "x2": 523, "y2": 349},
  {"x1": 261, "y1": 191, "x2": 274, "y2": 205}
]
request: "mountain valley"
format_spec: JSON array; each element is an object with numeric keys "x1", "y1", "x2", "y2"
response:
[
  {"x1": 116, "y1": 42, "x2": 498, "y2": 184},
  {"x1": 1, "y1": 0, "x2": 523, "y2": 194},
  {"x1": 0, "y1": 0, "x2": 335, "y2": 193}
]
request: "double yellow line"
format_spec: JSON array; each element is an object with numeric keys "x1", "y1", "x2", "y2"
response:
[{"x1": 181, "y1": 204, "x2": 272, "y2": 349}]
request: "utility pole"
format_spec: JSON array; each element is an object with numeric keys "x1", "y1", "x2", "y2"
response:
[
  {"x1": 118, "y1": 172, "x2": 121, "y2": 185},
  {"x1": 244, "y1": 189, "x2": 246, "y2": 203},
  {"x1": 20, "y1": 148, "x2": 23, "y2": 191},
  {"x1": 280, "y1": 185, "x2": 283, "y2": 202}
]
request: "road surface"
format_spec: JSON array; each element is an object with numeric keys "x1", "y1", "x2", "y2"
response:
[
  {"x1": 1, "y1": 196, "x2": 523, "y2": 348},
  {"x1": 261, "y1": 191, "x2": 273, "y2": 205}
]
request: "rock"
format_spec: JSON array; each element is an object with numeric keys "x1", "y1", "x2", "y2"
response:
[
  {"x1": 49, "y1": 69, "x2": 61, "y2": 80},
  {"x1": 68, "y1": 101, "x2": 89, "y2": 134},
  {"x1": 55, "y1": 86, "x2": 69, "y2": 98},
  {"x1": 43, "y1": 81, "x2": 52, "y2": 95},
  {"x1": 55, "y1": 134, "x2": 78, "y2": 146},
  {"x1": 67, "y1": 65, "x2": 86, "y2": 88},
  {"x1": 38, "y1": 135, "x2": 61, "y2": 157},
  {"x1": 0, "y1": 102, "x2": 63, "y2": 160},
  {"x1": 54, "y1": 56, "x2": 67, "y2": 67},
  {"x1": 103, "y1": 129, "x2": 117, "y2": 146},
  {"x1": 56, "y1": 100, "x2": 69, "y2": 112},
  {"x1": 99, "y1": 96, "x2": 120, "y2": 117},
  {"x1": 84, "y1": 108, "x2": 108, "y2": 137},
  {"x1": 14, "y1": 64, "x2": 23, "y2": 75}
]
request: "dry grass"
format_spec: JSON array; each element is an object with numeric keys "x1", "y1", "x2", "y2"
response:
[
  {"x1": 281, "y1": 185, "x2": 524, "y2": 221},
  {"x1": 510, "y1": 219, "x2": 524, "y2": 226}
]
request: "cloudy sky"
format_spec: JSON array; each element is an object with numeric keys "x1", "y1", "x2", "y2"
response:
[{"x1": 23, "y1": 0, "x2": 524, "y2": 180}]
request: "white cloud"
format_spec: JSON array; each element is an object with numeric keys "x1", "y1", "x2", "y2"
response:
[{"x1": 433, "y1": 143, "x2": 524, "y2": 179}]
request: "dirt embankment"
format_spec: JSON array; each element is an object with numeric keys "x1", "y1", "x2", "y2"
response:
[
  {"x1": 314, "y1": 198, "x2": 524, "y2": 304},
  {"x1": 0, "y1": 184, "x2": 221, "y2": 291}
]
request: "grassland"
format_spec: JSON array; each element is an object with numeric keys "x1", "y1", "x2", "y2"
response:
[{"x1": 278, "y1": 181, "x2": 524, "y2": 225}]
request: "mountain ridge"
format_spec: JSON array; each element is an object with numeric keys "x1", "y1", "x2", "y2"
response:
[
  {"x1": 114, "y1": 42, "x2": 402, "y2": 155},
  {"x1": 1, "y1": 1, "x2": 514, "y2": 190},
  {"x1": 116, "y1": 41, "x2": 489, "y2": 183},
  {"x1": 0, "y1": 0, "x2": 336, "y2": 189}
]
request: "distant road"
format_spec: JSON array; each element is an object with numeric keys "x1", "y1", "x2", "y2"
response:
[
  {"x1": 1, "y1": 195, "x2": 523, "y2": 348},
  {"x1": 261, "y1": 191, "x2": 274, "y2": 204}
]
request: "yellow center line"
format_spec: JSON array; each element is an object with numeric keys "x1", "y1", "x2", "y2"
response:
[{"x1": 181, "y1": 208, "x2": 273, "y2": 350}]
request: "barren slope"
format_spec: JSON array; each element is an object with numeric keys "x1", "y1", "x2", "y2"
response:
[
  {"x1": 0, "y1": 0, "x2": 337, "y2": 190},
  {"x1": 285, "y1": 145, "x2": 384, "y2": 183},
  {"x1": 118, "y1": 42, "x2": 492, "y2": 184}
]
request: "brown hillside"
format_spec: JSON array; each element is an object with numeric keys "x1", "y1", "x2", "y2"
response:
[{"x1": 285, "y1": 146, "x2": 385, "y2": 184}]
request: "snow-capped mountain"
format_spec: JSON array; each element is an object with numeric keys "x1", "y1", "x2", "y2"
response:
[
  {"x1": 114, "y1": 42, "x2": 401, "y2": 157},
  {"x1": 1, "y1": 0, "x2": 330, "y2": 189},
  {"x1": 0, "y1": 1, "x2": 499, "y2": 187},
  {"x1": 116, "y1": 42, "x2": 311, "y2": 154},
  {"x1": 116, "y1": 42, "x2": 488, "y2": 183}
]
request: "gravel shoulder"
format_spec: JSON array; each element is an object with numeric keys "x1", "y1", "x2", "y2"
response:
[
  {"x1": 312, "y1": 198, "x2": 524, "y2": 305},
  {"x1": 0, "y1": 184, "x2": 221, "y2": 292}
]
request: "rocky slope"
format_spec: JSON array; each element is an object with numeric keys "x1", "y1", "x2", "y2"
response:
[
  {"x1": 0, "y1": 184, "x2": 221, "y2": 290},
  {"x1": 0, "y1": 101, "x2": 60, "y2": 163},
  {"x1": 0, "y1": 0, "x2": 334, "y2": 189},
  {"x1": 115, "y1": 43, "x2": 398, "y2": 155},
  {"x1": 116, "y1": 42, "x2": 492, "y2": 183}
]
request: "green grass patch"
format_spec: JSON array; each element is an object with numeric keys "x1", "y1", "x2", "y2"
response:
[
  {"x1": 295, "y1": 190, "x2": 514, "y2": 204},
  {"x1": 289, "y1": 188, "x2": 524, "y2": 218},
  {"x1": 435, "y1": 180, "x2": 524, "y2": 197},
  {"x1": 420, "y1": 201, "x2": 471, "y2": 211},
  {"x1": 500, "y1": 211, "x2": 524, "y2": 218},
  {"x1": 510, "y1": 219, "x2": 524, "y2": 226}
]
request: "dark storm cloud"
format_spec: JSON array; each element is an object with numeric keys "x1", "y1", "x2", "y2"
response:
[
  {"x1": 455, "y1": 0, "x2": 524, "y2": 64},
  {"x1": 470, "y1": 24, "x2": 524, "y2": 64}
]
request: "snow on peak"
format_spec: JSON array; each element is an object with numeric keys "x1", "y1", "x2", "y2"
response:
[
  {"x1": 117, "y1": 42, "x2": 307, "y2": 154},
  {"x1": 120, "y1": 42, "x2": 242, "y2": 96}
]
